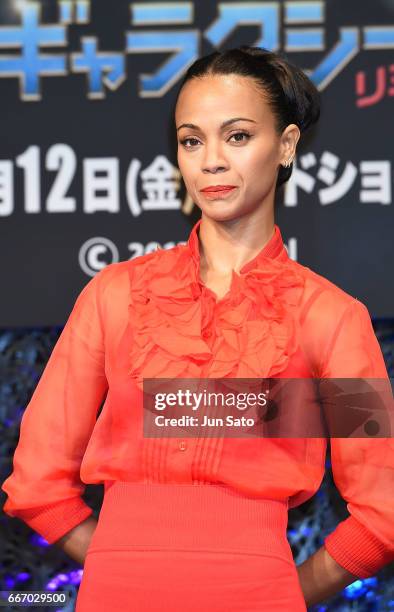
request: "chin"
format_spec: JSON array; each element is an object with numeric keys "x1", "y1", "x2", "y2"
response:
[
  {"x1": 197, "y1": 197, "x2": 235, "y2": 213},
  {"x1": 200, "y1": 200, "x2": 257, "y2": 221},
  {"x1": 199, "y1": 207, "x2": 241, "y2": 222}
]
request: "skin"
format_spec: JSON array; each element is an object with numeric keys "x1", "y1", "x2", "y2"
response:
[
  {"x1": 175, "y1": 73, "x2": 299, "y2": 296},
  {"x1": 175, "y1": 73, "x2": 360, "y2": 605},
  {"x1": 54, "y1": 516, "x2": 98, "y2": 566}
]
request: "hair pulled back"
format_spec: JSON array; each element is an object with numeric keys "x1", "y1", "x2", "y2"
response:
[{"x1": 175, "y1": 45, "x2": 320, "y2": 188}]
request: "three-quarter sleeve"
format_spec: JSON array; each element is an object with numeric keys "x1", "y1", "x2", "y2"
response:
[
  {"x1": 319, "y1": 298, "x2": 394, "y2": 578},
  {"x1": 1, "y1": 269, "x2": 109, "y2": 544}
]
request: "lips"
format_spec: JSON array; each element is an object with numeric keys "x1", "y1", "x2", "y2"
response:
[{"x1": 200, "y1": 186, "x2": 236, "y2": 192}]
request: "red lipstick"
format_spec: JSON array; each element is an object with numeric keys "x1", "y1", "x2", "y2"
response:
[
  {"x1": 200, "y1": 185, "x2": 236, "y2": 192},
  {"x1": 200, "y1": 186, "x2": 237, "y2": 199}
]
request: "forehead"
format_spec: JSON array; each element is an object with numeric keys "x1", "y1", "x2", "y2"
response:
[{"x1": 175, "y1": 73, "x2": 272, "y2": 122}]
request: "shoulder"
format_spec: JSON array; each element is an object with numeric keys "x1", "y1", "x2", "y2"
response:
[
  {"x1": 285, "y1": 260, "x2": 376, "y2": 376},
  {"x1": 91, "y1": 243, "x2": 183, "y2": 303},
  {"x1": 90, "y1": 259, "x2": 132, "y2": 298},
  {"x1": 286, "y1": 258, "x2": 370, "y2": 326}
]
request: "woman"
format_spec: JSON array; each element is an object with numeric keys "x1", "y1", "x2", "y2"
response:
[{"x1": 2, "y1": 46, "x2": 394, "y2": 611}]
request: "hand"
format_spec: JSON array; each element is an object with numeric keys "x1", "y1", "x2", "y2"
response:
[
  {"x1": 296, "y1": 545, "x2": 360, "y2": 607},
  {"x1": 54, "y1": 515, "x2": 98, "y2": 565}
]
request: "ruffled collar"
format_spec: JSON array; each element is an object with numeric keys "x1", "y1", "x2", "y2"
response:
[
  {"x1": 187, "y1": 218, "x2": 291, "y2": 277},
  {"x1": 127, "y1": 218, "x2": 305, "y2": 390}
]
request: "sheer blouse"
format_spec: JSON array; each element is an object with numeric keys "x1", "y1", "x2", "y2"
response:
[{"x1": 2, "y1": 219, "x2": 394, "y2": 579}]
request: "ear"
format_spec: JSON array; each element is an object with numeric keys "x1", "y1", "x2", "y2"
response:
[{"x1": 279, "y1": 124, "x2": 301, "y2": 166}]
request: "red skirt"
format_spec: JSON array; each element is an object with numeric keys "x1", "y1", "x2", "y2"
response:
[{"x1": 76, "y1": 482, "x2": 307, "y2": 611}]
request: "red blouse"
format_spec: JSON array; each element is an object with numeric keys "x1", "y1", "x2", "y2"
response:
[{"x1": 2, "y1": 219, "x2": 394, "y2": 578}]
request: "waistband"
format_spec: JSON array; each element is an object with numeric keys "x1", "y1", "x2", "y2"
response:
[{"x1": 87, "y1": 482, "x2": 293, "y2": 563}]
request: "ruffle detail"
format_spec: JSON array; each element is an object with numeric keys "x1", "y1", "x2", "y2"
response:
[{"x1": 127, "y1": 240, "x2": 305, "y2": 392}]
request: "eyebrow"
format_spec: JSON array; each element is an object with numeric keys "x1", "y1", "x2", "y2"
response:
[{"x1": 176, "y1": 117, "x2": 257, "y2": 132}]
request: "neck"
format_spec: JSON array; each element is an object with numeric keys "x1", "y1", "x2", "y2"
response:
[{"x1": 198, "y1": 212, "x2": 276, "y2": 276}]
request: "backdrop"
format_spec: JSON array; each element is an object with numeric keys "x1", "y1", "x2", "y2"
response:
[{"x1": 1, "y1": 0, "x2": 393, "y2": 325}]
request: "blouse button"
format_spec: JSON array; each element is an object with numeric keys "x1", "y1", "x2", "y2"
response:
[{"x1": 178, "y1": 440, "x2": 187, "y2": 451}]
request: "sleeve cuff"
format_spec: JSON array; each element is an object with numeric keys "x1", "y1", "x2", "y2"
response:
[
  {"x1": 324, "y1": 515, "x2": 394, "y2": 578},
  {"x1": 8, "y1": 496, "x2": 94, "y2": 545}
]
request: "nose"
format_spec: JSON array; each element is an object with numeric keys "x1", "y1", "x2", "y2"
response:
[{"x1": 201, "y1": 141, "x2": 229, "y2": 173}]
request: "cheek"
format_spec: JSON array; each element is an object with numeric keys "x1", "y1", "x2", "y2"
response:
[
  {"x1": 177, "y1": 156, "x2": 198, "y2": 196},
  {"x1": 180, "y1": 165, "x2": 203, "y2": 200},
  {"x1": 237, "y1": 147, "x2": 278, "y2": 183},
  {"x1": 177, "y1": 152, "x2": 196, "y2": 181}
]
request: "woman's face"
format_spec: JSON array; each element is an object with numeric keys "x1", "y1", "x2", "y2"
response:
[{"x1": 175, "y1": 73, "x2": 297, "y2": 222}]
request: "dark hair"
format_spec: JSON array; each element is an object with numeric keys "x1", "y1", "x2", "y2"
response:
[{"x1": 175, "y1": 45, "x2": 320, "y2": 189}]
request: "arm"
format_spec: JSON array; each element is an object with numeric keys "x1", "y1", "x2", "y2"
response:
[
  {"x1": 1, "y1": 268, "x2": 109, "y2": 548},
  {"x1": 297, "y1": 545, "x2": 359, "y2": 607},
  {"x1": 54, "y1": 515, "x2": 98, "y2": 565},
  {"x1": 297, "y1": 298, "x2": 394, "y2": 605}
]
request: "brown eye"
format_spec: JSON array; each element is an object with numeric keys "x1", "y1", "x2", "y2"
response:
[
  {"x1": 229, "y1": 131, "x2": 251, "y2": 143},
  {"x1": 180, "y1": 137, "x2": 200, "y2": 148},
  {"x1": 180, "y1": 131, "x2": 251, "y2": 149}
]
